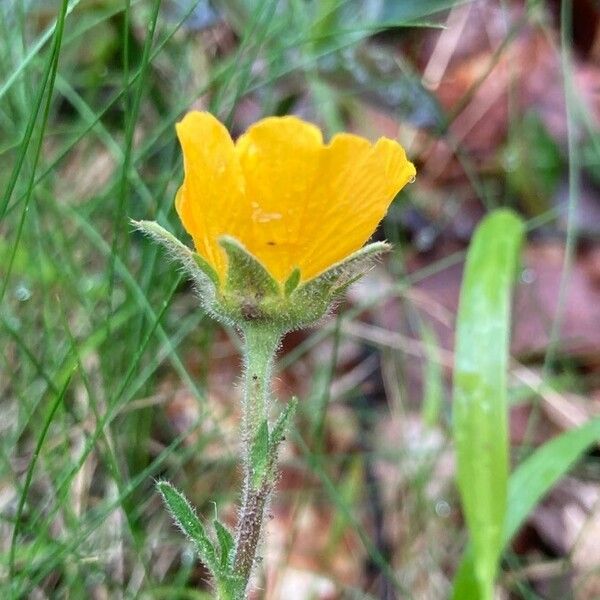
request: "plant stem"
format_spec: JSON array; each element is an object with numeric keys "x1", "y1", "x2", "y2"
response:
[{"x1": 233, "y1": 325, "x2": 282, "y2": 593}]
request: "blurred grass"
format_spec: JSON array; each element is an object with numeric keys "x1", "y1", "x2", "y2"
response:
[{"x1": 1, "y1": 0, "x2": 599, "y2": 598}]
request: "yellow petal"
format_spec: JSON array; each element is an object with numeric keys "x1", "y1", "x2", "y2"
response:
[
  {"x1": 234, "y1": 116, "x2": 324, "y2": 282},
  {"x1": 296, "y1": 133, "x2": 416, "y2": 280},
  {"x1": 175, "y1": 112, "x2": 415, "y2": 286},
  {"x1": 175, "y1": 111, "x2": 248, "y2": 279}
]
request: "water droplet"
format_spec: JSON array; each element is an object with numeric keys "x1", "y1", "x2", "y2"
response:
[
  {"x1": 521, "y1": 268, "x2": 536, "y2": 284},
  {"x1": 409, "y1": 176, "x2": 416, "y2": 184},
  {"x1": 182, "y1": 546, "x2": 195, "y2": 565},
  {"x1": 415, "y1": 227, "x2": 436, "y2": 252},
  {"x1": 435, "y1": 499, "x2": 451, "y2": 518},
  {"x1": 15, "y1": 284, "x2": 31, "y2": 302}
]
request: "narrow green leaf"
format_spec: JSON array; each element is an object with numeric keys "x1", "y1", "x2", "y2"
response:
[
  {"x1": 156, "y1": 481, "x2": 218, "y2": 572},
  {"x1": 213, "y1": 519, "x2": 235, "y2": 569},
  {"x1": 452, "y1": 209, "x2": 525, "y2": 600},
  {"x1": 270, "y1": 397, "x2": 298, "y2": 457},
  {"x1": 9, "y1": 371, "x2": 72, "y2": 580},
  {"x1": 453, "y1": 417, "x2": 600, "y2": 599},
  {"x1": 505, "y1": 418, "x2": 600, "y2": 540},
  {"x1": 250, "y1": 420, "x2": 270, "y2": 489}
]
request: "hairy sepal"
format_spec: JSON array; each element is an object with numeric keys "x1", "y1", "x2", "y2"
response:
[
  {"x1": 137, "y1": 224, "x2": 390, "y2": 332},
  {"x1": 131, "y1": 220, "x2": 223, "y2": 314},
  {"x1": 219, "y1": 237, "x2": 390, "y2": 331},
  {"x1": 286, "y1": 241, "x2": 391, "y2": 328}
]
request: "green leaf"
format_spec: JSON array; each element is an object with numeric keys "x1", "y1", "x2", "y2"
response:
[
  {"x1": 156, "y1": 481, "x2": 218, "y2": 573},
  {"x1": 452, "y1": 209, "x2": 525, "y2": 600},
  {"x1": 453, "y1": 417, "x2": 600, "y2": 599},
  {"x1": 250, "y1": 420, "x2": 270, "y2": 489},
  {"x1": 269, "y1": 397, "x2": 298, "y2": 460},
  {"x1": 213, "y1": 519, "x2": 235, "y2": 570},
  {"x1": 505, "y1": 419, "x2": 600, "y2": 541}
]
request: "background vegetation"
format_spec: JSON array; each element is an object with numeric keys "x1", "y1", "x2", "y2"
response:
[{"x1": 2, "y1": 0, "x2": 600, "y2": 598}]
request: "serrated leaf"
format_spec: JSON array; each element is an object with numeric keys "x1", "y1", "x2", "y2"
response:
[
  {"x1": 213, "y1": 519, "x2": 235, "y2": 570},
  {"x1": 250, "y1": 420, "x2": 270, "y2": 489},
  {"x1": 157, "y1": 481, "x2": 218, "y2": 572},
  {"x1": 452, "y1": 209, "x2": 525, "y2": 600}
]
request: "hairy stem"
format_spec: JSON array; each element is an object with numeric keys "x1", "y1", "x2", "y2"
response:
[{"x1": 233, "y1": 325, "x2": 281, "y2": 592}]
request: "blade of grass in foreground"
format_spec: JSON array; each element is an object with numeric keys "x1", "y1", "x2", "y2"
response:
[
  {"x1": 452, "y1": 209, "x2": 525, "y2": 600},
  {"x1": 9, "y1": 371, "x2": 73, "y2": 583},
  {"x1": 453, "y1": 417, "x2": 600, "y2": 598}
]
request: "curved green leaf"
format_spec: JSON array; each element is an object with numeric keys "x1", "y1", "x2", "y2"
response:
[
  {"x1": 453, "y1": 417, "x2": 600, "y2": 598},
  {"x1": 452, "y1": 209, "x2": 525, "y2": 600},
  {"x1": 157, "y1": 481, "x2": 218, "y2": 573}
]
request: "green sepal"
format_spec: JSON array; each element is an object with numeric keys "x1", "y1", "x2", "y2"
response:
[
  {"x1": 192, "y1": 253, "x2": 220, "y2": 288},
  {"x1": 218, "y1": 236, "x2": 282, "y2": 322},
  {"x1": 131, "y1": 220, "x2": 219, "y2": 287},
  {"x1": 310, "y1": 241, "x2": 390, "y2": 297},
  {"x1": 156, "y1": 481, "x2": 218, "y2": 573},
  {"x1": 250, "y1": 420, "x2": 270, "y2": 489},
  {"x1": 213, "y1": 519, "x2": 235, "y2": 569},
  {"x1": 287, "y1": 241, "x2": 390, "y2": 328},
  {"x1": 284, "y1": 267, "x2": 301, "y2": 296},
  {"x1": 138, "y1": 222, "x2": 391, "y2": 332},
  {"x1": 220, "y1": 236, "x2": 278, "y2": 296}
]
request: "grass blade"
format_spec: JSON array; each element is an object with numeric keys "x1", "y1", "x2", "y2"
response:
[
  {"x1": 453, "y1": 417, "x2": 600, "y2": 598},
  {"x1": 452, "y1": 209, "x2": 525, "y2": 600},
  {"x1": 9, "y1": 371, "x2": 73, "y2": 581}
]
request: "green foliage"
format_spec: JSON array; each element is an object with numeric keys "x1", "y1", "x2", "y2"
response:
[
  {"x1": 157, "y1": 481, "x2": 244, "y2": 599},
  {"x1": 503, "y1": 111, "x2": 563, "y2": 216},
  {"x1": 214, "y1": 519, "x2": 236, "y2": 570},
  {"x1": 452, "y1": 209, "x2": 525, "y2": 600},
  {"x1": 269, "y1": 397, "x2": 298, "y2": 460},
  {"x1": 157, "y1": 481, "x2": 219, "y2": 573},
  {"x1": 249, "y1": 420, "x2": 270, "y2": 489},
  {"x1": 249, "y1": 399, "x2": 297, "y2": 489},
  {"x1": 453, "y1": 417, "x2": 600, "y2": 598}
]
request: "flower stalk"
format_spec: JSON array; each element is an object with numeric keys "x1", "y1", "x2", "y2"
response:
[{"x1": 234, "y1": 325, "x2": 282, "y2": 587}]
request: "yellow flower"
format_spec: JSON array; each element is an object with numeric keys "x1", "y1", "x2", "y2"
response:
[{"x1": 175, "y1": 111, "x2": 415, "y2": 285}]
